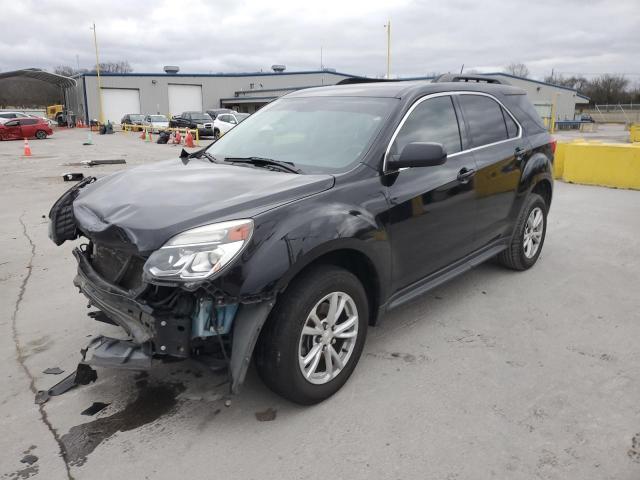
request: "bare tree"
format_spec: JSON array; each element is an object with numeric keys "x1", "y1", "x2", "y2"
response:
[
  {"x1": 505, "y1": 62, "x2": 530, "y2": 78},
  {"x1": 94, "y1": 61, "x2": 133, "y2": 73},
  {"x1": 544, "y1": 74, "x2": 589, "y2": 92},
  {"x1": 583, "y1": 74, "x2": 629, "y2": 104}
]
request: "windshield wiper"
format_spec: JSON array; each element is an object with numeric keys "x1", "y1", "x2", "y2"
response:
[{"x1": 224, "y1": 156, "x2": 301, "y2": 174}]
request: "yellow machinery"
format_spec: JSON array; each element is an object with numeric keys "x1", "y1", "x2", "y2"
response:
[{"x1": 47, "y1": 104, "x2": 69, "y2": 126}]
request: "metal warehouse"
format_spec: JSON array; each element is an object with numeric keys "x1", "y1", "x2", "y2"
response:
[
  {"x1": 66, "y1": 68, "x2": 589, "y2": 126},
  {"x1": 67, "y1": 69, "x2": 358, "y2": 124}
]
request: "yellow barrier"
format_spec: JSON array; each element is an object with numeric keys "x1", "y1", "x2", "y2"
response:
[
  {"x1": 630, "y1": 124, "x2": 640, "y2": 143},
  {"x1": 555, "y1": 142, "x2": 640, "y2": 190}
]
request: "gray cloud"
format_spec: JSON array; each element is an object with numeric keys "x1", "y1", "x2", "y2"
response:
[{"x1": 1, "y1": 0, "x2": 638, "y2": 81}]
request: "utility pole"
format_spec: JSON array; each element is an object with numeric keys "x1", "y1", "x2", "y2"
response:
[
  {"x1": 384, "y1": 20, "x2": 391, "y2": 79},
  {"x1": 90, "y1": 22, "x2": 104, "y2": 124}
]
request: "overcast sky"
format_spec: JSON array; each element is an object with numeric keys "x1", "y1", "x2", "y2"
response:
[{"x1": 1, "y1": 0, "x2": 638, "y2": 81}]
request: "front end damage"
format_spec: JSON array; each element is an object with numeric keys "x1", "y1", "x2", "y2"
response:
[{"x1": 49, "y1": 178, "x2": 274, "y2": 394}]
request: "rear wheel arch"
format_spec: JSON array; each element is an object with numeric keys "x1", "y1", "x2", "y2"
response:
[{"x1": 531, "y1": 178, "x2": 552, "y2": 209}]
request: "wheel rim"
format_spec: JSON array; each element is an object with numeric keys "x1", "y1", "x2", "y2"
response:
[
  {"x1": 36, "y1": 131, "x2": 45, "y2": 139},
  {"x1": 298, "y1": 291, "x2": 358, "y2": 385},
  {"x1": 523, "y1": 207, "x2": 544, "y2": 259}
]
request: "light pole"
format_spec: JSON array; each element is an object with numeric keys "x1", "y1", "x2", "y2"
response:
[
  {"x1": 384, "y1": 20, "x2": 391, "y2": 79},
  {"x1": 90, "y1": 22, "x2": 104, "y2": 124}
]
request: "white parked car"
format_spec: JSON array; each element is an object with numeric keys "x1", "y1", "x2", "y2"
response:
[
  {"x1": 213, "y1": 112, "x2": 250, "y2": 138},
  {"x1": 0, "y1": 111, "x2": 31, "y2": 124},
  {"x1": 143, "y1": 114, "x2": 170, "y2": 133}
]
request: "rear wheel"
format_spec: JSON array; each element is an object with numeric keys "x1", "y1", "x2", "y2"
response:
[
  {"x1": 35, "y1": 130, "x2": 47, "y2": 139},
  {"x1": 213, "y1": 128, "x2": 220, "y2": 140},
  {"x1": 255, "y1": 265, "x2": 368, "y2": 404},
  {"x1": 498, "y1": 193, "x2": 547, "y2": 270}
]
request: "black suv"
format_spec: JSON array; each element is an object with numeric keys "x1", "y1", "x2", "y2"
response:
[
  {"x1": 49, "y1": 77, "x2": 554, "y2": 404},
  {"x1": 169, "y1": 111, "x2": 214, "y2": 136}
]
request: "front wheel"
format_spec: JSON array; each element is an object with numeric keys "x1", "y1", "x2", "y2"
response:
[
  {"x1": 255, "y1": 265, "x2": 368, "y2": 405},
  {"x1": 35, "y1": 130, "x2": 47, "y2": 139},
  {"x1": 213, "y1": 128, "x2": 220, "y2": 140},
  {"x1": 498, "y1": 193, "x2": 547, "y2": 270}
]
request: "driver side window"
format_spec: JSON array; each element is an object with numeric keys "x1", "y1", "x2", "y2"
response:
[{"x1": 391, "y1": 96, "x2": 462, "y2": 159}]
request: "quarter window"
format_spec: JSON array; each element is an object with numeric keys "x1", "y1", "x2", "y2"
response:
[
  {"x1": 458, "y1": 95, "x2": 510, "y2": 147},
  {"x1": 502, "y1": 108, "x2": 519, "y2": 138},
  {"x1": 390, "y1": 96, "x2": 461, "y2": 159}
]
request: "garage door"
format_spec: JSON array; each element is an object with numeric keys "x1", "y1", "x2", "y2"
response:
[
  {"x1": 168, "y1": 84, "x2": 202, "y2": 116},
  {"x1": 101, "y1": 88, "x2": 141, "y2": 124}
]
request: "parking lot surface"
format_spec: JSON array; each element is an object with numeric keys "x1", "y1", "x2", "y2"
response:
[{"x1": 1, "y1": 129, "x2": 639, "y2": 479}]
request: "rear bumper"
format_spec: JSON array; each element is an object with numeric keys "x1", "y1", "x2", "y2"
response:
[{"x1": 73, "y1": 248, "x2": 191, "y2": 357}]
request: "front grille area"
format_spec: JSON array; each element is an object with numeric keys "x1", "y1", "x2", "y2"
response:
[{"x1": 91, "y1": 243, "x2": 145, "y2": 291}]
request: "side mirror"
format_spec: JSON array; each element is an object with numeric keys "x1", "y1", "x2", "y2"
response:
[{"x1": 387, "y1": 142, "x2": 447, "y2": 170}]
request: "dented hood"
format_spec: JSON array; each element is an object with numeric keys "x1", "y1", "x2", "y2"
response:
[{"x1": 73, "y1": 158, "x2": 334, "y2": 254}]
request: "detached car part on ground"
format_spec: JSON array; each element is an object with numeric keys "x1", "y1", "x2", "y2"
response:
[{"x1": 49, "y1": 77, "x2": 554, "y2": 404}]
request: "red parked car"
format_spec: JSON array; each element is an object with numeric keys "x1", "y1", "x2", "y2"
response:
[{"x1": 0, "y1": 118, "x2": 53, "y2": 140}]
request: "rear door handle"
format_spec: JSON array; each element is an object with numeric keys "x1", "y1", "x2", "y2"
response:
[{"x1": 457, "y1": 167, "x2": 476, "y2": 183}]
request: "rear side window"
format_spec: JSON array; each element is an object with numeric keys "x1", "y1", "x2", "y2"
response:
[
  {"x1": 391, "y1": 96, "x2": 461, "y2": 157},
  {"x1": 458, "y1": 95, "x2": 509, "y2": 147},
  {"x1": 20, "y1": 118, "x2": 38, "y2": 125}
]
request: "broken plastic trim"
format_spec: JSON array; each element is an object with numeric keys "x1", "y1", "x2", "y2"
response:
[{"x1": 35, "y1": 364, "x2": 97, "y2": 405}]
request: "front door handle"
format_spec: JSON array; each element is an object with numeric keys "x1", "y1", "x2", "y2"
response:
[{"x1": 457, "y1": 167, "x2": 476, "y2": 183}]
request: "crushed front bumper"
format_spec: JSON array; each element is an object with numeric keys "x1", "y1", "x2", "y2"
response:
[{"x1": 73, "y1": 247, "x2": 191, "y2": 358}]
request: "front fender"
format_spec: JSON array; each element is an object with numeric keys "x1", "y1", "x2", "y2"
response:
[{"x1": 209, "y1": 192, "x2": 391, "y2": 304}]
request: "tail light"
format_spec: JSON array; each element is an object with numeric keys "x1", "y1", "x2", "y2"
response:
[{"x1": 550, "y1": 139, "x2": 557, "y2": 154}]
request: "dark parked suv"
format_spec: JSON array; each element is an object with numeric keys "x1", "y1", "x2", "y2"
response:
[
  {"x1": 169, "y1": 111, "x2": 214, "y2": 136},
  {"x1": 49, "y1": 76, "x2": 555, "y2": 404}
]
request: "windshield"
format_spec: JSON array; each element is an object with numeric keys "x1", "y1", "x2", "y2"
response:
[
  {"x1": 149, "y1": 115, "x2": 167, "y2": 121},
  {"x1": 130, "y1": 114, "x2": 144, "y2": 121},
  {"x1": 206, "y1": 96, "x2": 395, "y2": 173}
]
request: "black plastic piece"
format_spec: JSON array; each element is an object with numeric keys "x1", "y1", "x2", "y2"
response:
[
  {"x1": 35, "y1": 363, "x2": 97, "y2": 404},
  {"x1": 48, "y1": 176, "x2": 95, "y2": 245}
]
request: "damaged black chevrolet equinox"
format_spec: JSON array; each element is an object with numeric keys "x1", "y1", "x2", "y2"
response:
[{"x1": 49, "y1": 76, "x2": 554, "y2": 404}]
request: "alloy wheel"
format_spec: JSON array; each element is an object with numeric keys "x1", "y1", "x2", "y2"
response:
[
  {"x1": 523, "y1": 207, "x2": 544, "y2": 258},
  {"x1": 298, "y1": 291, "x2": 359, "y2": 385}
]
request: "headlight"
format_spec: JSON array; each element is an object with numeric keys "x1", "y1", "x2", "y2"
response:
[{"x1": 143, "y1": 219, "x2": 253, "y2": 281}]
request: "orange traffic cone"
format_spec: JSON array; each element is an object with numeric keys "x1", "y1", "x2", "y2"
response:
[
  {"x1": 140, "y1": 129, "x2": 146, "y2": 140},
  {"x1": 174, "y1": 130, "x2": 181, "y2": 144},
  {"x1": 147, "y1": 131, "x2": 153, "y2": 143},
  {"x1": 23, "y1": 138, "x2": 32, "y2": 156},
  {"x1": 185, "y1": 130, "x2": 194, "y2": 148}
]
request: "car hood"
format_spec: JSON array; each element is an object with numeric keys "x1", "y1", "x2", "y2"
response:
[{"x1": 73, "y1": 157, "x2": 334, "y2": 254}]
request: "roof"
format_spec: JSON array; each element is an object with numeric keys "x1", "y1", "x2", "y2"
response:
[
  {"x1": 0, "y1": 68, "x2": 76, "y2": 88},
  {"x1": 80, "y1": 69, "x2": 361, "y2": 79},
  {"x1": 288, "y1": 80, "x2": 525, "y2": 99}
]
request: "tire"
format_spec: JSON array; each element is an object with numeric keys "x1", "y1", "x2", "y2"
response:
[
  {"x1": 35, "y1": 130, "x2": 47, "y2": 139},
  {"x1": 213, "y1": 128, "x2": 220, "y2": 140},
  {"x1": 498, "y1": 193, "x2": 547, "y2": 270},
  {"x1": 255, "y1": 265, "x2": 368, "y2": 405}
]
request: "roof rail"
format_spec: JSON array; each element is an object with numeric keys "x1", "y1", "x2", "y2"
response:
[
  {"x1": 336, "y1": 77, "x2": 399, "y2": 85},
  {"x1": 433, "y1": 74, "x2": 508, "y2": 85}
]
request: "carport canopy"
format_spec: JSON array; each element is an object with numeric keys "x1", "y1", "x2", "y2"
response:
[{"x1": 0, "y1": 68, "x2": 76, "y2": 88}]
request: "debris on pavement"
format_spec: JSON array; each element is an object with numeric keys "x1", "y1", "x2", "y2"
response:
[
  {"x1": 255, "y1": 408, "x2": 277, "y2": 422},
  {"x1": 81, "y1": 402, "x2": 110, "y2": 416},
  {"x1": 62, "y1": 173, "x2": 84, "y2": 182},
  {"x1": 42, "y1": 367, "x2": 64, "y2": 375},
  {"x1": 20, "y1": 454, "x2": 38, "y2": 465},
  {"x1": 35, "y1": 363, "x2": 97, "y2": 405}
]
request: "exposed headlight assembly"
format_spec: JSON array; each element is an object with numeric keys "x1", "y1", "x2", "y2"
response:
[{"x1": 144, "y1": 219, "x2": 253, "y2": 281}]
